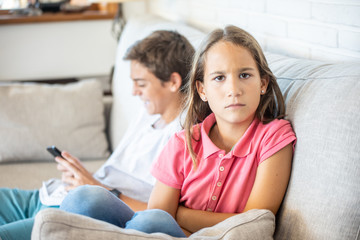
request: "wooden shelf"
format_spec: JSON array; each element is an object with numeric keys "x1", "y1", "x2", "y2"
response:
[{"x1": 0, "y1": 9, "x2": 115, "y2": 25}]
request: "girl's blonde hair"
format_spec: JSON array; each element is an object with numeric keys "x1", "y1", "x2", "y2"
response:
[{"x1": 184, "y1": 25, "x2": 285, "y2": 167}]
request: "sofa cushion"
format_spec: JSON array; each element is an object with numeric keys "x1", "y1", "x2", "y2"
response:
[
  {"x1": 0, "y1": 159, "x2": 106, "y2": 189},
  {"x1": 32, "y1": 208, "x2": 275, "y2": 240},
  {"x1": 266, "y1": 53, "x2": 360, "y2": 240},
  {"x1": 0, "y1": 79, "x2": 110, "y2": 163}
]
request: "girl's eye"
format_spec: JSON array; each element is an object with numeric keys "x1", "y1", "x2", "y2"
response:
[
  {"x1": 239, "y1": 73, "x2": 250, "y2": 79},
  {"x1": 214, "y1": 75, "x2": 225, "y2": 82}
]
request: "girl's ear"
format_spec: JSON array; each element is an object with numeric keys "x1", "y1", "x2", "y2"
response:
[
  {"x1": 168, "y1": 72, "x2": 182, "y2": 92},
  {"x1": 261, "y1": 75, "x2": 270, "y2": 94},
  {"x1": 196, "y1": 80, "x2": 207, "y2": 101}
]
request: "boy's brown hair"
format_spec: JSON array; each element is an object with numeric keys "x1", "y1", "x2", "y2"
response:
[{"x1": 124, "y1": 30, "x2": 195, "y2": 93}]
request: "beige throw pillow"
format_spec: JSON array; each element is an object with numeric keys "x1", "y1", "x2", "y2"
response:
[{"x1": 0, "y1": 80, "x2": 110, "y2": 163}]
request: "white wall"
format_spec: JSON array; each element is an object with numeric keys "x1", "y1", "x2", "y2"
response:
[
  {"x1": 0, "y1": 20, "x2": 117, "y2": 81},
  {"x1": 145, "y1": 0, "x2": 360, "y2": 62}
]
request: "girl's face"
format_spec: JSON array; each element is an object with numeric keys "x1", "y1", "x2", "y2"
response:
[{"x1": 197, "y1": 41, "x2": 268, "y2": 128}]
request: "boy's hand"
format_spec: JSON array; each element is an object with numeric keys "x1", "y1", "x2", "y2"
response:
[{"x1": 55, "y1": 151, "x2": 103, "y2": 191}]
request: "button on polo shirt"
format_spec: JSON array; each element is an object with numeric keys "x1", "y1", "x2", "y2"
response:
[{"x1": 206, "y1": 151, "x2": 235, "y2": 212}]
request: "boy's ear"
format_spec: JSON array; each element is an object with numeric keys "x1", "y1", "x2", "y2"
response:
[{"x1": 168, "y1": 72, "x2": 182, "y2": 92}]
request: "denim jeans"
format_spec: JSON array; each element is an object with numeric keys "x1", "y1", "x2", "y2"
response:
[
  {"x1": 60, "y1": 185, "x2": 186, "y2": 238},
  {"x1": 0, "y1": 188, "x2": 55, "y2": 240}
]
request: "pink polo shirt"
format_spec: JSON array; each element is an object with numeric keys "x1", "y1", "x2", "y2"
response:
[{"x1": 151, "y1": 113, "x2": 296, "y2": 213}]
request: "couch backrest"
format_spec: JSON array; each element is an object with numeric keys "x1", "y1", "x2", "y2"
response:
[
  {"x1": 110, "y1": 14, "x2": 360, "y2": 240},
  {"x1": 109, "y1": 14, "x2": 205, "y2": 150},
  {"x1": 268, "y1": 53, "x2": 360, "y2": 240}
]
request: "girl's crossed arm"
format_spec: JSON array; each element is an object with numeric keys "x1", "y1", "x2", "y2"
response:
[
  {"x1": 147, "y1": 180, "x2": 181, "y2": 219},
  {"x1": 147, "y1": 181, "x2": 194, "y2": 236},
  {"x1": 175, "y1": 143, "x2": 293, "y2": 234}
]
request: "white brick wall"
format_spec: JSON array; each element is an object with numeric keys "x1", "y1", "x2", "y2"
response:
[
  {"x1": 144, "y1": 0, "x2": 360, "y2": 62},
  {"x1": 312, "y1": 3, "x2": 360, "y2": 27},
  {"x1": 288, "y1": 21, "x2": 338, "y2": 47},
  {"x1": 267, "y1": 0, "x2": 311, "y2": 19},
  {"x1": 339, "y1": 29, "x2": 360, "y2": 52}
]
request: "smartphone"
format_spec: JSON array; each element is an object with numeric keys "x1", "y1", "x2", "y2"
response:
[{"x1": 46, "y1": 146, "x2": 63, "y2": 158}]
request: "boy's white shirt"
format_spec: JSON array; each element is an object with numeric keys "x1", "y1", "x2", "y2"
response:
[{"x1": 39, "y1": 109, "x2": 184, "y2": 206}]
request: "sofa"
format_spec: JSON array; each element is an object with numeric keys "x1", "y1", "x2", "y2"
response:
[{"x1": 1, "y1": 14, "x2": 359, "y2": 240}]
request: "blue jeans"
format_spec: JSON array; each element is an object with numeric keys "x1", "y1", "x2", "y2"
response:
[
  {"x1": 60, "y1": 185, "x2": 186, "y2": 238},
  {"x1": 0, "y1": 188, "x2": 56, "y2": 240}
]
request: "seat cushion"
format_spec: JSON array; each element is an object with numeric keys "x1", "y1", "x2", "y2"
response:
[{"x1": 0, "y1": 159, "x2": 106, "y2": 190}]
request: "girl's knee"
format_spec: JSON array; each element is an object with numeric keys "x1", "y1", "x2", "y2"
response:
[
  {"x1": 126, "y1": 209, "x2": 185, "y2": 237},
  {"x1": 60, "y1": 185, "x2": 111, "y2": 214},
  {"x1": 60, "y1": 186, "x2": 134, "y2": 227},
  {"x1": 126, "y1": 209, "x2": 177, "y2": 232},
  {"x1": 69, "y1": 185, "x2": 107, "y2": 199},
  {"x1": 136, "y1": 209, "x2": 173, "y2": 222}
]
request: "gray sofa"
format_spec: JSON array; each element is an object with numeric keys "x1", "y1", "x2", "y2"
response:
[{"x1": 2, "y1": 14, "x2": 359, "y2": 240}]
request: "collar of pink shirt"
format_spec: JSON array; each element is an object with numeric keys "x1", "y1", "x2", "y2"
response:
[{"x1": 199, "y1": 113, "x2": 260, "y2": 159}]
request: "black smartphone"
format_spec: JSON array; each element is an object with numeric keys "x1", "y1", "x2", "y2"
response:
[{"x1": 46, "y1": 146, "x2": 63, "y2": 158}]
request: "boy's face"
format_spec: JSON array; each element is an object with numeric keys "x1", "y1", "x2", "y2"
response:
[{"x1": 130, "y1": 60, "x2": 173, "y2": 116}]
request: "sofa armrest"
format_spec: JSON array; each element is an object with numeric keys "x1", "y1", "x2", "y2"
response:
[{"x1": 32, "y1": 208, "x2": 275, "y2": 240}]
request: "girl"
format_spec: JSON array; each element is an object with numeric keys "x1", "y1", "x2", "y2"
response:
[
  {"x1": 60, "y1": 25, "x2": 296, "y2": 238},
  {"x1": 145, "y1": 25, "x2": 296, "y2": 236}
]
